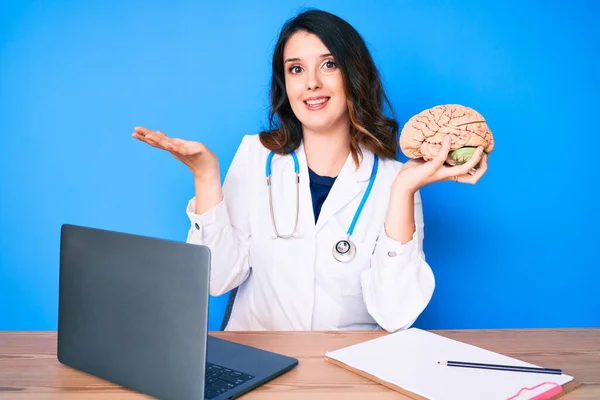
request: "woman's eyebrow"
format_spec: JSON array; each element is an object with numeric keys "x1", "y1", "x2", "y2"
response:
[{"x1": 284, "y1": 53, "x2": 333, "y2": 64}]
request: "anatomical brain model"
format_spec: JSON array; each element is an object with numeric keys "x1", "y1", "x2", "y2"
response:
[{"x1": 399, "y1": 104, "x2": 494, "y2": 165}]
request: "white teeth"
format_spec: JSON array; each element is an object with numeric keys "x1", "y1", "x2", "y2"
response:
[{"x1": 306, "y1": 98, "x2": 328, "y2": 105}]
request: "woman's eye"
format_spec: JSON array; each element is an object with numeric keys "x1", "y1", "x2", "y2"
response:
[
  {"x1": 324, "y1": 60, "x2": 337, "y2": 69},
  {"x1": 288, "y1": 65, "x2": 303, "y2": 74}
]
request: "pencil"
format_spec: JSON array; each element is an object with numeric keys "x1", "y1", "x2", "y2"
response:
[{"x1": 438, "y1": 360, "x2": 562, "y2": 375}]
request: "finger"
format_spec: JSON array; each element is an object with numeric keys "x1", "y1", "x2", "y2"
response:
[
  {"x1": 446, "y1": 174, "x2": 459, "y2": 183},
  {"x1": 145, "y1": 132, "x2": 176, "y2": 151},
  {"x1": 460, "y1": 153, "x2": 489, "y2": 184},
  {"x1": 426, "y1": 136, "x2": 452, "y2": 177},
  {"x1": 463, "y1": 146, "x2": 485, "y2": 170},
  {"x1": 145, "y1": 131, "x2": 165, "y2": 144},
  {"x1": 445, "y1": 155, "x2": 458, "y2": 166},
  {"x1": 444, "y1": 146, "x2": 484, "y2": 177},
  {"x1": 133, "y1": 126, "x2": 169, "y2": 140},
  {"x1": 470, "y1": 153, "x2": 488, "y2": 181},
  {"x1": 132, "y1": 132, "x2": 149, "y2": 143},
  {"x1": 433, "y1": 135, "x2": 452, "y2": 167},
  {"x1": 132, "y1": 131, "x2": 162, "y2": 148},
  {"x1": 158, "y1": 136, "x2": 178, "y2": 152},
  {"x1": 133, "y1": 126, "x2": 152, "y2": 136}
]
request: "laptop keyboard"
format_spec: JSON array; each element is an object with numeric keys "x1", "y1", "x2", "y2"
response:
[{"x1": 204, "y1": 362, "x2": 254, "y2": 399}]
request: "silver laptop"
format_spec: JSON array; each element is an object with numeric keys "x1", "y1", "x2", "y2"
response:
[{"x1": 57, "y1": 224, "x2": 298, "y2": 400}]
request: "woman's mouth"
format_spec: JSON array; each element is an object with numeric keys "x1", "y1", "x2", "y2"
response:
[{"x1": 304, "y1": 97, "x2": 330, "y2": 111}]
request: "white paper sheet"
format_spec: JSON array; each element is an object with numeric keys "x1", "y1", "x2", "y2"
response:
[{"x1": 325, "y1": 328, "x2": 573, "y2": 400}]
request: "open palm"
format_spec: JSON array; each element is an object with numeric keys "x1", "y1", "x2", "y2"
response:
[{"x1": 132, "y1": 126, "x2": 219, "y2": 179}]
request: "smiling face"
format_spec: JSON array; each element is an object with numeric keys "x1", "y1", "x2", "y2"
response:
[{"x1": 283, "y1": 31, "x2": 349, "y2": 135}]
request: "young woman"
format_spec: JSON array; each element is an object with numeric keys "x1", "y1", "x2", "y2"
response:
[{"x1": 132, "y1": 9, "x2": 487, "y2": 332}]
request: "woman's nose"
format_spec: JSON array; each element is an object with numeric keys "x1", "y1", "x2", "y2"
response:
[{"x1": 305, "y1": 69, "x2": 322, "y2": 91}]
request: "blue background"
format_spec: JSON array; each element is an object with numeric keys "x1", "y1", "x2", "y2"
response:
[{"x1": 1, "y1": 0, "x2": 598, "y2": 331}]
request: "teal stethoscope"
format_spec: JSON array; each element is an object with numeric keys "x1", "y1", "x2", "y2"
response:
[{"x1": 266, "y1": 151, "x2": 379, "y2": 263}]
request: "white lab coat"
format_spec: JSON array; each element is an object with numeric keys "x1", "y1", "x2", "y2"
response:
[{"x1": 186, "y1": 134, "x2": 435, "y2": 332}]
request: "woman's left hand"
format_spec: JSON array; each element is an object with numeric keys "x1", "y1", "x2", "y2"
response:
[{"x1": 394, "y1": 135, "x2": 489, "y2": 194}]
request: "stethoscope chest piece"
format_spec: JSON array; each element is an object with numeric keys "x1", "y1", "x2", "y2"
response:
[
  {"x1": 266, "y1": 151, "x2": 379, "y2": 263},
  {"x1": 333, "y1": 238, "x2": 356, "y2": 263}
]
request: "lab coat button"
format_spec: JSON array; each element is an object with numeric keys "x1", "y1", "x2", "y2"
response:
[
  {"x1": 195, "y1": 223, "x2": 200, "y2": 230},
  {"x1": 387, "y1": 251, "x2": 397, "y2": 257}
]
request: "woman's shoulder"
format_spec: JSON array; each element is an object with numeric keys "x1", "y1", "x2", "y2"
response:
[
  {"x1": 237, "y1": 133, "x2": 261, "y2": 148},
  {"x1": 375, "y1": 153, "x2": 405, "y2": 177},
  {"x1": 237, "y1": 133, "x2": 270, "y2": 154},
  {"x1": 230, "y1": 134, "x2": 275, "y2": 171}
]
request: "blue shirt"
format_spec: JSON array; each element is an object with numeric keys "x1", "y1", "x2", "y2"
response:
[{"x1": 308, "y1": 167, "x2": 337, "y2": 223}]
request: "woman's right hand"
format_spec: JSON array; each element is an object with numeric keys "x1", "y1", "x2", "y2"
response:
[{"x1": 132, "y1": 126, "x2": 220, "y2": 181}]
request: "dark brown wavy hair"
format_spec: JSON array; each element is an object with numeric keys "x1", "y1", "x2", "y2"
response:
[{"x1": 259, "y1": 9, "x2": 399, "y2": 166}]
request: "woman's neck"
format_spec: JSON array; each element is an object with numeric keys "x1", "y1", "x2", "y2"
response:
[{"x1": 302, "y1": 124, "x2": 351, "y2": 178}]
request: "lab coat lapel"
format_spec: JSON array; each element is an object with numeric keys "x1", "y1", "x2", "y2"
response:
[{"x1": 314, "y1": 147, "x2": 374, "y2": 234}]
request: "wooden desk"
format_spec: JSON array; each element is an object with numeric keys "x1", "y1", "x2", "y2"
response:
[{"x1": 0, "y1": 329, "x2": 598, "y2": 399}]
